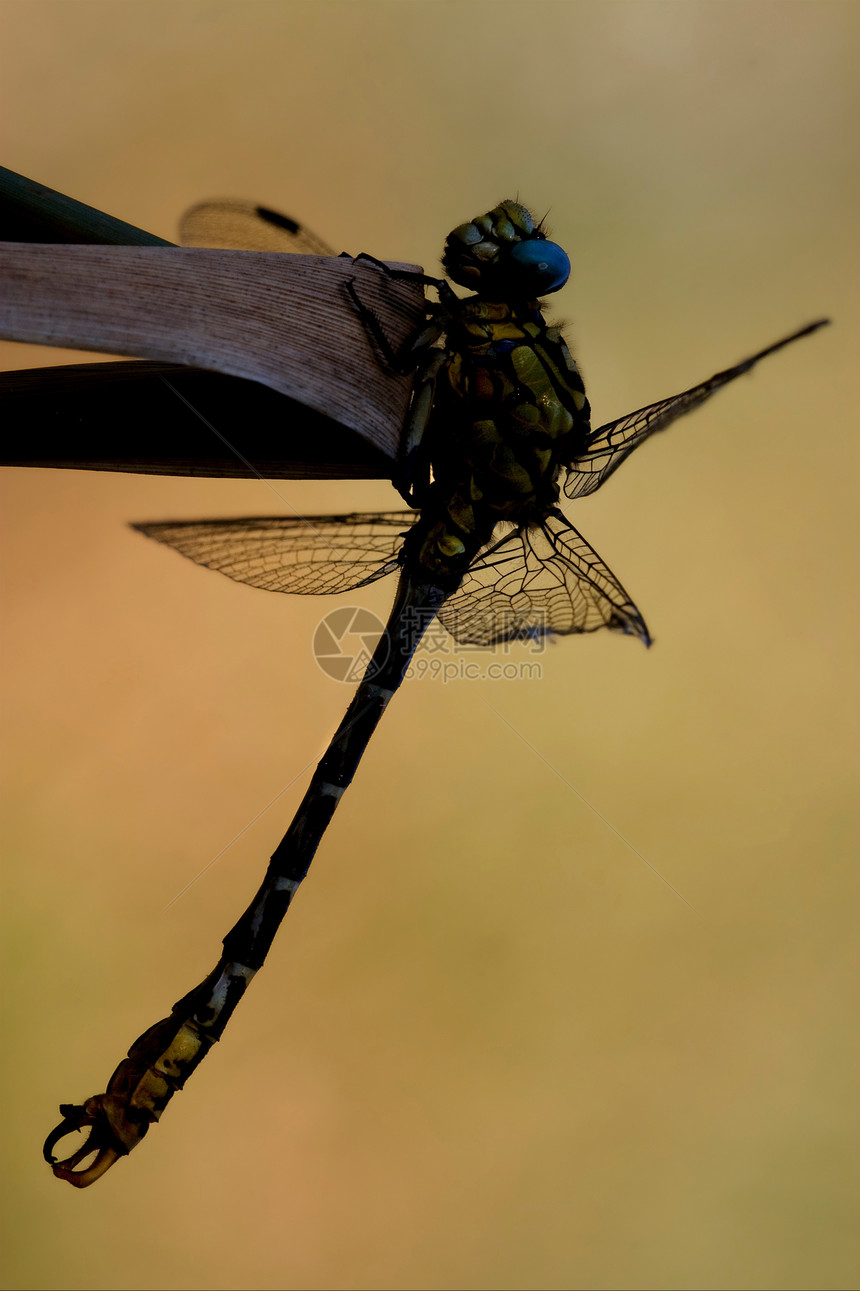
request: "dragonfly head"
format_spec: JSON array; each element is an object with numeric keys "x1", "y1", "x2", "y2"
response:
[{"x1": 442, "y1": 200, "x2": 570, "y2": 300}]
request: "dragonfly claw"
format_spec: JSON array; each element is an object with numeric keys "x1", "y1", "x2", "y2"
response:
[{"x1": 43, "y1": 1100, "x2": 125, "y2": 1188}]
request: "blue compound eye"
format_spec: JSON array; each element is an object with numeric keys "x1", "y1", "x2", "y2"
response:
[{"x1": 504, "y1": 238, "x2": 571, "y2": 295}]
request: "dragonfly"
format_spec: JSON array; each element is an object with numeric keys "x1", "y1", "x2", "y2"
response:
[{"x1": 43, "y1": 198, "x2": 829, "y2": 1186}]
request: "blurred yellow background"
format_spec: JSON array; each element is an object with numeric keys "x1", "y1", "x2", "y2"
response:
[{"x1": 1, "y1": 3, "x2": 857, "y2": 1288}]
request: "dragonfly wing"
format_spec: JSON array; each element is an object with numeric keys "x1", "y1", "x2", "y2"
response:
[
  {"x1": 179, "y1": 199, "x2": 336, "y2": 255},
  {"x1": 132, "y1": 511, "x2": 416, "y2": 594},
  {"x1": 438, "y1": 512, "x2": 650, "y2": 646},
  {"x1": 563, "y1": 320, "x2": 830, "y2": 501}
]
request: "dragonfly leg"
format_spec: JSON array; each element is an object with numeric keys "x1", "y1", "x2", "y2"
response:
[
  {"x1": 345, "y1": 277, "x2": 406, "y2": 373},
  {"x1": 345, "y1": 255, "x2": 457, "y2": 374},
  {"x1": 345, "y1": 273, "x2": 451, "y2": 501},
  {"x1": 344, "y1": 275, "x2": 441, "y2": 376},
  {"x1": 394, "y1": 349, "x2": 445, "y2": 505},
  {"x1": 351, "y1": 255, "x2": 461, "y2": 324},
  {"x1": 350, "y1": 251, "x2": 446, "y2": 294}
]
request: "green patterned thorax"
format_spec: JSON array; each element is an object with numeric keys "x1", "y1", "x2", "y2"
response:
[{"x1": 412, "y1": 202, "x2": 591, "y2": 579}]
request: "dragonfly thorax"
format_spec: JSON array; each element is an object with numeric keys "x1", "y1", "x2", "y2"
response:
[{"x1": 410, "y1": 302, "x2": 592, "y2": 581}]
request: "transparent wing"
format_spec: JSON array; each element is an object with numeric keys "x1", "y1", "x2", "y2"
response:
[
  {"x1": 438, "y1": 510, "x2": 650, "y2": 647},
  {"x1": 564, "y1": 320, "x2": 829, "y2": 501},
  {"x1": 132, "y1": 511, "x2": 416, "y2": 595},
  {"x1": 179, "y1": 199, "x2": 336, "y2": 255}
]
